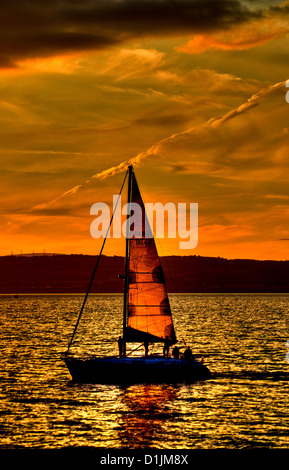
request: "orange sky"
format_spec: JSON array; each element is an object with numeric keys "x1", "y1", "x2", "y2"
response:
[{"x1": 1, "y1": 0, "x2": 289, "y2": 260}]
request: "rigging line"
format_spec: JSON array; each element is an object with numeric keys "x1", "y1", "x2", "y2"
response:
[
  {"x1": 65, "y1": 168, "x2": 129, "y2": 357},
  {"x1": 125, "y1": 343, "x2": 144, "y2": 356}
]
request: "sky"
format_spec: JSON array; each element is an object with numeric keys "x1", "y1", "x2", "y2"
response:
[{"x1": 1, "y1": 0, "x2": 289, "y2": 260}]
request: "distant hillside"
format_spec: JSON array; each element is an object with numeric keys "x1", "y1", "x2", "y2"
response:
[{"x1": 1, "y1": 254, "x2": 289, "y2": 294}]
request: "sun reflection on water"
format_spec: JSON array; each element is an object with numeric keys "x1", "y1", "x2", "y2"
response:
[
  {"x1": 1, "y1": 293, "x2": 289, "y2": 448},
  {"x1": 116, "y1": 385, "x2": 179, "y2": 448}
]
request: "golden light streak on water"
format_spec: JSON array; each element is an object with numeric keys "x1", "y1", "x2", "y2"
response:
[{"x1": 1, "y1": 293, "x2": 289, "y2": 448}]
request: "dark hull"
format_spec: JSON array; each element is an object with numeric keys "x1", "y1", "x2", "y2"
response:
[{"x1": 65, "y1": 356, "x2": 211, "y2": 384}]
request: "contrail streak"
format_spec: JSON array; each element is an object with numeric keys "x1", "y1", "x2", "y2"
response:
[
  {"x1": 90, "y1": 80, "x2": 286, "y2": 179},
  {"x1": 31, "y1": 80, "x2": 286, "y2": 212},
  {"x1": 32, "y1": 185, "x2": 82, "y2": 211}
]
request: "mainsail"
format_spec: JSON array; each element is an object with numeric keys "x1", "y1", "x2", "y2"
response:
[{"x1": 125, "y1": 170, "x2": 176, "y2": 344}]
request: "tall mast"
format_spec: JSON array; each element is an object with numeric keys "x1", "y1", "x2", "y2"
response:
[{"x1": 122, "y1": 164, "x2": 133, "y2": 355}]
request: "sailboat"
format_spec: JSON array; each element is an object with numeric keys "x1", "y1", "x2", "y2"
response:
[{"x1": 64, "y1": 165, "x2": 211, "y2": 384}]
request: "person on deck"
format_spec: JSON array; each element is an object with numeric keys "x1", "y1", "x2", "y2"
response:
[
  {"x1": 118, "y1": 336, "x2": 123, "y2": 358},
  {"x1": 144, "y1": 341, "x2": 149, "y2": 357},
  {"x1": 183, "y1": 346, "x2": 193, "y2": 361},
  {"x1": 163, "y1": 336, "x2": 170, "y2": 358},
  {"x1": 172, "y1": 346, "x2": 180, "y2": 359}
]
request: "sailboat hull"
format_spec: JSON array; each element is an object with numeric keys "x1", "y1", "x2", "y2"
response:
[{"x1": 65, "y1": 356, "x2": 211, "y2": 384}]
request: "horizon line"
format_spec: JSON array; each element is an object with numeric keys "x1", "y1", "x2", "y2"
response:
[{"x1": 2, "y1": 252, "x2": 289, "y2": 262}]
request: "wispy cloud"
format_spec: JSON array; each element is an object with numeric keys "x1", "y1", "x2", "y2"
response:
[
  {"x1": 101, "y1": 48, "x2": 165, "y2": 81},
  {"x1": 178, "y1": 15, "x2": 289, "y2": 53}
]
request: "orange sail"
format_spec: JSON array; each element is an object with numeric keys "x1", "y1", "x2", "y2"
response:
[{"x1": 125, "y1": 171, "x2": 176, "y2": 344}]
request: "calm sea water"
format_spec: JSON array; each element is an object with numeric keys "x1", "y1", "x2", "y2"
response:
[{"x1": 0, "y1": 293, "x2": 289, "y2": 449}]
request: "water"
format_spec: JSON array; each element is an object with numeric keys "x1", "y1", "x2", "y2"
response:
[{"x1": 0, "y1": 293, "x2": 289, "y2": 449}]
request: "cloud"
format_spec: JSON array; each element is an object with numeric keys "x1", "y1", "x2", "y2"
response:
[
  {"x1": 100, "y1": 48, "x2": 165, "y2": 80},
  {"x1": 0, "y1": 0, "x2": 265, "y2": 67},
  {"x1": 179, "y1": 15, "x2": 289, "y2": 52}
]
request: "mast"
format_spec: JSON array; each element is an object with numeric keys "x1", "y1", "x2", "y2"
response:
[{"x1": 122, "y1": 164, "x2": 133, "y2": 356}]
